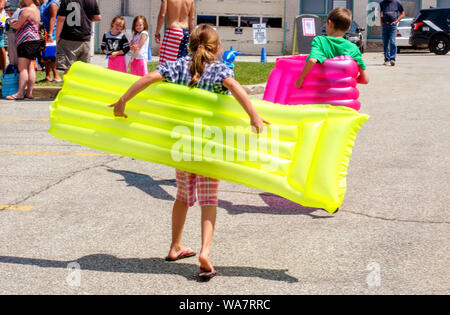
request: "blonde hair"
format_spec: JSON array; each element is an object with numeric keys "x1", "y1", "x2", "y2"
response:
[
  {"x1": 188, "y1": 24, "x2": 221, "y2": 88},
  {"x1": 132, "y1": 16, "x2": 149, "y2": 35},
  {"x1": 111, "y1": 16, "x2": 126, "y2": 31}
]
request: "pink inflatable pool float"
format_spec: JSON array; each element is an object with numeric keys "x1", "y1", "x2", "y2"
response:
[{"x1": 263, "y1": 55, "x2": 361, "y2": 110}]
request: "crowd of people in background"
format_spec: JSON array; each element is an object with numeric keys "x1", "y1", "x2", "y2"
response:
[
  {"x1": 0, "y1": 0, "x2": 196, "y2": 101},
  {"x1": 0, "y1": 0, "x2": 158, "y2": 100},
  {"x1": 0, "y1": 0, "x2": 101, "y2": 100}
]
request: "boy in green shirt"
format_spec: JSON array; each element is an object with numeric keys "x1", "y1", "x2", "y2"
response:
[{"x1": 296, "y1": 8, "x2": 369, "y2": 88}]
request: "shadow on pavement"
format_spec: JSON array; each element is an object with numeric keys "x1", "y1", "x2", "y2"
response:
[
  {"x1": 108, "y1": 169, "x2": 176, "y2": 201},
  {"x1": 0, "y1": 254, "x2": 299, "y2": 283},
  {"x1": 220, "y1": 194, "x2": 333, "y2": 219},
  {"x1": 108, "y1": 169, "x2": 331, "y2": 219}
]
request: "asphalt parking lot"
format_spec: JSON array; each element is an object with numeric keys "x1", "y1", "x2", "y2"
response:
[{"x1": 0, "y1": 52, "x2": 449, "y2": 295}]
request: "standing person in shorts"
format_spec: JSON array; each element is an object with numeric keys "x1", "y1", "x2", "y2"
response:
[
  {"x1": 55, "y1": 0, "x2": 101, "y2": 74},
  {"x1": 0, "y1": 0, "x2": 9, "y2": 72},
  {"x1": 40, "y1": 0, "x2": 62, "y2": 82},
  {"x1": 6, "y1": 0, "x2": 40, "y2": 100},
  {"x1": 155, "y1": 0, "x2": 195, "y2": 65}
]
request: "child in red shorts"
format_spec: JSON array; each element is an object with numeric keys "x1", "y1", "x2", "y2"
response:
[{"x1": 109, "y1": 24, "x2": 269, "y2": 280}]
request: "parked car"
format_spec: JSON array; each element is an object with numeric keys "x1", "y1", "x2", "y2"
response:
[
  {"x1": 322, "y1": 21, "x2": 365, "y2": 53},
  {"x1": 410, "y1": 8, "x2": 450, "y2": 55},
  {"x1": 396, "y1": 17, "x2": 414, "y2": 53}
]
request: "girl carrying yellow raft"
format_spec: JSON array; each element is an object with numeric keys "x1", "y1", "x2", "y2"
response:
[
  {"x1": 110, "y1": 24, "x2": 268, "y2": 280},
  {"x1": 49, "y1": 25, "x2": 369, "y2": 281}
]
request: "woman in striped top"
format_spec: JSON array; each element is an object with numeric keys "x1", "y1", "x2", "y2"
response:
[{"x1": 6, "y1": 0, "x2": 41, "y2": 100}]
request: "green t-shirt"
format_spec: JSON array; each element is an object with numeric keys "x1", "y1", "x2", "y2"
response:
[{"x1": 307, "y1": 36, "x2": 366, "y2": 70}]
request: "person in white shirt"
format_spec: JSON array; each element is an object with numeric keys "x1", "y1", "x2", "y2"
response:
[{"x1": 127, "y1": 15, "x2": 149, "y2": 76}]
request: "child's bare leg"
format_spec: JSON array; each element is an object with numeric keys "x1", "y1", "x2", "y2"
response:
[
  {"x1": 167, "y1": 199, "x2": 195, "y2": 259},
  {"x1": 199, "y1": 205, "x2": 217, "y2": 271}
]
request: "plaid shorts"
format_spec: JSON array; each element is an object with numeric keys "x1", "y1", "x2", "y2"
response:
[{"x1": 175, "y1": 169, "x2": 219, "y2": 207}]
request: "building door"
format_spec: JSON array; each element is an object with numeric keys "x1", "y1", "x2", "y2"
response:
[{"x1": 195, "y1": 0, "x2": 284, "y2": 55}]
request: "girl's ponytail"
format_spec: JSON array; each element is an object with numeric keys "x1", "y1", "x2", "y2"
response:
[{"x1": 188, "y1": 24, "x2": 221, "y2": 88}]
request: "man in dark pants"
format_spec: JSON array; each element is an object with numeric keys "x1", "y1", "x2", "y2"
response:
[
  {"x1": 55, "y1": 0, "x2": 101, "y2": 74},
  {"x1": 379, "y1": 0, "x2": 405, "y2": 66}
]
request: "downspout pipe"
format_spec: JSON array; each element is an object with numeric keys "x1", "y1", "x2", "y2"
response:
[{"x1": 121, "y1": 0, "x2": 129, "y2": 16}]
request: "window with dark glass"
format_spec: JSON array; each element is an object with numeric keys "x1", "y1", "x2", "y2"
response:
[
  {"x1": 302, "y1": 0, "x2": 326, "y2": 14},
  {"x1": 240, "y1": 17, "x2": 260, "y2": 27},
  {"x1": 197, "y1": 15, "x2": 217, "y2": 26},
  {"x1": 219, "y1": 16, "x2": 239, "y2": 27},
  {"x1": 262, "y1": 17, "x2": 282, "y2": 28},
  {"x1": 301, "y1": 0, "x2": 354, "y2": 15}
]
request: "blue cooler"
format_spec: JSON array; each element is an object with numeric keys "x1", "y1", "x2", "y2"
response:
[
  {"x1": 1, "y1": 64, "x2": 19, "y2": 99},
  {"x1": 43, "y1": 43, "x2": 56, "y2": 61}
]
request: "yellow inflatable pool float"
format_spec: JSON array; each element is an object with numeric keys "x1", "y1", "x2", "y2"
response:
[{"x1": 49, "y1": 62, "x2": 369, "y2": 213}]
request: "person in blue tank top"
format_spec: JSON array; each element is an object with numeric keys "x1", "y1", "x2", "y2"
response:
[{"x1": 40, "y1": 0, "x2": 61, "y2": 81}]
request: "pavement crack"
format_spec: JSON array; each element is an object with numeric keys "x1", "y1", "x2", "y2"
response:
[
  {"x1": 10, "y1": 156, "x2": 124, "y2": 206},
  {"x1": 340, "y1": 209, "x2": 450, "y2": 225}
]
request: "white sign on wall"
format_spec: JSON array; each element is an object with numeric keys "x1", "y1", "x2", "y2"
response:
[
  {"x1": 253, "y1": 23, "x2": 267, "y2": 45},
  {"x1": 302, "y1": 18, "x2": 316, "y2": 36}
]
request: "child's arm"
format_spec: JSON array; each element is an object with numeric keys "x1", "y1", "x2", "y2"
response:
[
  {"x1": 101, "y1": 33, "x2": 108, "y2": 54},
  {"x1": 223, "y1": 77, "x2": 270, "y2": 133},
  {"x1": 130, "y1": 33, "x2": 148, "y2": 61},
  {"x1": 108, "y1": 71, "x2": 164, "y2": 118},
  {"x1": 121, "y1": 35, "x2": 131, "y2": 55},
  {"x1": 110, "y1": 50, "x2": 125, "y2": 57},
  {"x1": 295, "y1": 58, "x2": 317, "y2": 89},
  {"x1": 356, "y1": 67, "x2": 370, "y2": 84}
]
